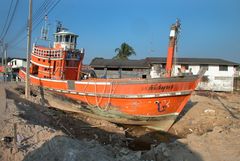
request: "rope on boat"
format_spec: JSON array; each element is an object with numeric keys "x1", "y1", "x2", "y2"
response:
[
  {"x1": 83, "y1": 81, "x2": 94, "y2": 108},
  {"x1": 102, "y1": 81, "x2": 114, "y2": 111},
  {"x1": 94, "y1": 79, "x2": 114, "y2": 111},
  {"x1": 83, "y1": 79, "x2": 114, "y2": 111},
  {"x1": 94, "y1": 79, "x2": 106, "y2": 109}
]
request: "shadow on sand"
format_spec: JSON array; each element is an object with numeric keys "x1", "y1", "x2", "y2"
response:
[{"x1": 174, "y1": 99, "x2": 198, "y2": 123}]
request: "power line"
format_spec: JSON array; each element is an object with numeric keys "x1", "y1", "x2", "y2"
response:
[
  {"x1": 32, "y1": 0, "x2": 50, "y2": 20},
  {"x1": 7, "y1": 0, "x2": 49, "y2": 44},
  {"x1": 0, "y1": 0, "x2": 14, "y2": 39},
  {"x1": 1, "y1": 0, "x2": 19, "y2": 40},
  {"x1": 32, "y1": 0, "x2": 52, "y2": 23},
  {"x1": 8, "y1": 0, "x2": 62, "y2": 47}
]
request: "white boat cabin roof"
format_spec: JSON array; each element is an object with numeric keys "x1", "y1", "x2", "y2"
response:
[{"x1": 54, "y1": 30, "x2": 78, "y2": 37}]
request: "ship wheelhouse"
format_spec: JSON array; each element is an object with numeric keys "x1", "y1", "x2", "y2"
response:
[{"x1": 30, "y1": 28, "x2": 84, "y2": 81}]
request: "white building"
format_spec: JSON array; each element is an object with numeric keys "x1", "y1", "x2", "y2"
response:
[
  {"x1": 147, "y1": 57, "x2": 239, "y2": 92},
  {"x1": 7, "y1": 58, "x2": 26, "y2": 70}
]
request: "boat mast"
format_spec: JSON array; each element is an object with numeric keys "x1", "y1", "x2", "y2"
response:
[{"x1": 165, "y1": 19, "x2": 181, "y2": 77}]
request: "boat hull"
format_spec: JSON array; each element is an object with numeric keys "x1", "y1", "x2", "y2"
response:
[{"x1": 19, "y1": 69, "x2": 201, "y2": 131}]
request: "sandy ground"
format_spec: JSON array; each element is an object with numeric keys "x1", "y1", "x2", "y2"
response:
[{"x1": 0, "y1": 82, "x2": 240, "y2": 161}]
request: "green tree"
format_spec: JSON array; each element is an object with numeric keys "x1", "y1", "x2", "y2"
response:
[{"x1": 113, "y1": 42, "x2": 136, "y2": 60}]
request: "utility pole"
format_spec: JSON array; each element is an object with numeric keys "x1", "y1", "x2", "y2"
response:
[
  {"x1": 4, "y1": 43, "x2": 7, "y2": 79},
  {"x1": 25, "y1": 0, "x2": 32, "y2": 98},
  {"x1": 0, "y1": 40, "x2": 3, "y2": 67},
  {"x1": 4, "y1": 43, "x2": 7, "y2": 68}
]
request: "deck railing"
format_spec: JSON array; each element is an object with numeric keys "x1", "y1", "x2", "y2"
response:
[{"x1": 32, "y1": 46, "x2": 63, "y2": 59}]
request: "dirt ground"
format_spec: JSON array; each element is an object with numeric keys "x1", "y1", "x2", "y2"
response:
[{"x1": 0, "y1": 82, "x2": 239, "y2": 161}]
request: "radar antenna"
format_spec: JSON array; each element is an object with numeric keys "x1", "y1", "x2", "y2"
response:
[{"x1": 56, "y1": 21, "x2": 62, "y2": 33}]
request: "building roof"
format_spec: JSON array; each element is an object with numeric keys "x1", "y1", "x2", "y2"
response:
[
  {"x1": 90, "y1": 57, "x2": 239, "y2": 69},
  {"x1": 90, "y1": 58, "x2": 149, "y2": 69},
  {"x1": 146, "y1": 57, "x2": 239, "y2": 66}
]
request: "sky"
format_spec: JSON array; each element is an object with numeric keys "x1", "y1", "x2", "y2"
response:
[{"x1": 0, "y1": 0, "x2": 240, "y2": 64}]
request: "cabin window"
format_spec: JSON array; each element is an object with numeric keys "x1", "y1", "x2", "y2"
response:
[
  {"x1": 59, "y1": 35, "x2": 62, "y2": 42},
  {"x1": 67, "y1": 52, "x2": 71, "y2": 59},
  {"x1": 65, "y1": 35, "x2": 70, "y2": 42},
  {"x1": 219, "y1": 65, "x2": 228, "y2": 71},
  {"x1": 38, "y1": 58, "x2": 40, "y2": 61},
  {"x1": 73, "y1": 53, "x2": 77, "y2": 58},
  {"x1": 71, "y1": 36, "x2": 74, "y2": 43},
  {"x1": 48, "y1": 60, "x2": 51, "y2": 63},
  {"x1": 43, "y1": 59, "x2": 45, "y2": 62},
  {"x1": 66, "y1": 60, "x2": 78, "y2": 67},
  {"x1": 55, "y1": 36, "x2": 58, "y2": 42},
  {"x1": 53, "y1": 61, "x2": 56, "y2": 72}
]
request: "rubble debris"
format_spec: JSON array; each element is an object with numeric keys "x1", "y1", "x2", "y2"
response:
[{"x1": 1, "y1": 136, "x2": 13, "y2": 143}]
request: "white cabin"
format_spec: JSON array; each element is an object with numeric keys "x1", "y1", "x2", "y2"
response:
[{"x1": 53, "y1": 30, "x2": 78, "y2": 50}]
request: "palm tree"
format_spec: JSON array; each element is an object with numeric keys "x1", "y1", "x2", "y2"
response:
[{"x1": 113, "y1": 42, "x2": 136, "y2": 60}]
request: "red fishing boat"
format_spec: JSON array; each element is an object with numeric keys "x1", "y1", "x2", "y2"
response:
[{"x1": 19, "y1": 20, "x2": 205, "y2": 131}]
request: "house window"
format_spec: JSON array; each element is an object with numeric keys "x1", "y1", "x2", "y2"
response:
[
  {"x1": 181, "y1": 64, "x2": 189, "y2": 70},
  {"x1": 219, "y1": 65, "x2": 228, "y2": 71},
  {"x1": 200, "y1": 64, "x2": 208, "y2": 71},
  {"x1": 107, "y1": 68, "x2": 118, "y2": 71},
  {"x1": 122, "y1": 68, "x2": 133, "y2": 71},
  {"x1": 94, "y1": 67, "x2": 104, "y2": 70}
]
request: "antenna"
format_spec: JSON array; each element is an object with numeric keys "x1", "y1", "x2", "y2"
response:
[
  {"x1": 56, "y1": 20, "x2": 62, "y2": 33},
  {"x1": 175, "y1": 18, "x2": 181, "y2": 52},
  {"x1": 173, "y1": 18, "x2": 181, "y2": 76},
  {"x1": 40, "y1": 15, "x2": 49, "y2": 40}
]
